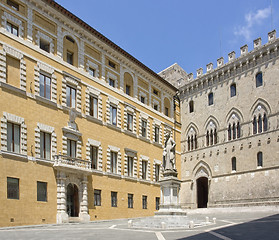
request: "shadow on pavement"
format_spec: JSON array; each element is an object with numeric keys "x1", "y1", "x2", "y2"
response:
[{"x1": 176, "y1": 214, "x2": 279, "y2": 240}]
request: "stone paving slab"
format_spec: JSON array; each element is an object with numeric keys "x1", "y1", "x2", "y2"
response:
[{"x1": 0, "y1": 207, "x2": 278, "y2": 240}]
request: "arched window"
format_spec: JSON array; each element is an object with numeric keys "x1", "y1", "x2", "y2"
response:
[
  {"x1": 186, "y1": 127, "x2": 198, "y2": 151},
  {"x1": 237, "y1": 122, "x2": 241, "y2": 138},
  {"x1": 231, "y1": 157, "x2": 236, "y2": 171},
  {"x1": 257, "y1": 152, "x2": 263, "y2": 167},
  {"x1": 232, "y1": 123, "x2": 236, "y2": 140},
  {"x1": 190, "y1": 136, "x2": 194, "y2": 150},
  {"x1": 210, "y1": 129, "x2": 213, "y2": 145},
  {"x1": 253, "y1": 116, "x2": 257, "y2": 134},
  {"x1": 258, "y1": 114, "x2": 262, "y2": 133},
  {"x1": 187, "y1": 136, "x2": 190, "y2": 151},
  {"x1": 63, "y1": 35, "x2": 78, "y2": 67},
  {"x1": 214, "y1": 129, "x2": 217, "y2": 144},
  {"x1": 252, "y1": 105, "x2": 268, "y2": 135},
  {"x1": 228, "y1": 124, "x2": 231, "y2": 141},
  {"x1": 208, "y1": 93, "x2": 213, "y2": 106},
  {"x1": 263, "y1": 114, "x2": 268, "y2": 132},
  {"x1": 230, "y1": 83, "x2": 236, "y2": 97},
  {"x1": 206, "y1": 131, "x2": 209, "y2": 146},
  {"x1": 189, "y1": 100, "x2": 194, "y2": 113},
  {"x1": 256, "y1": 72, "x2": 263, "y2": 87}
]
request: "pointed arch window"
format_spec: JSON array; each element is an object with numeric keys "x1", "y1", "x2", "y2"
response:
[
  {"x1": 228, "y1": 124, "x2": 231, "y2": 141},
  {"x1": 253, "y1": 110, "x2": 268, "y2": 135},
  {"x1": 263, "y1": 114, "x2": 268, "y2": 132},
  {"x1": 253, "y1": 116, "x2": 257, "y2": 134}
]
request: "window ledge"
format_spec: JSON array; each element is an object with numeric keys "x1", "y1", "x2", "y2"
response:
[
  {"x1": 91, "y1": 169, "x2": 104, "y2": 175},
  {"x1": 35, "y1": 95, "x2": 57, "y2": 107},
  {"x1": 86, "y1": 115, "x2": 103, "y2": 125},
  {"x1": 123, "y1": 175, "x2": 137, "y2": 182},
  {"x1": 139, "y1": 136, "x2": 151, "y2": 143},
  {"x1": 1, "y1": 151, "x2": 28, "y2": 162},
  {"x1": 35, "y1": 158, "x2": 54, "y2": 166},
  {"x1": 106, "y1": 172, "x2": 122, "y2": 179},
  {"x1": 0, "y1": 82, "x2": 26, "y2": 97},
  {"x1": 139, "y1": 179, "x2": 152, "y2": 185},
  {"x1": 153, "y1": 142, "x2": 163, "y2": 148},
  {"x1": 107, "y1": 123, "x2": 122, "y2": 132},
  {"x1": 124, "y1": 130, "x2": 137, "y2": 138}
]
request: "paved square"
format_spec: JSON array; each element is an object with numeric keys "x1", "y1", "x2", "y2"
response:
[{"x1": 0, "y1": 207, "x2": 278, "y2": 240}]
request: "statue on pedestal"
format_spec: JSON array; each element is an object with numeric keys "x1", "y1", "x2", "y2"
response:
[{"x1": 163, "y1": 133, "x2": 176, "y2": 172}]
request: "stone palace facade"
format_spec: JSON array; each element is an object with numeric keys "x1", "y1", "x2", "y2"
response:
[{"x1": 0, "y1": 0, "x2": 278, "y2": 227}]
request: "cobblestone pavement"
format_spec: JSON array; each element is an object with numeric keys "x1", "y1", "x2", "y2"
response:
[{"x1": 0, "y1": 207, "x2": 278, "y2": 240}]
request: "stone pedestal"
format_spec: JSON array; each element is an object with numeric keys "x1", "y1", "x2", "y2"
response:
[{"x1": 156, "y1": 170, "x2": 187, "y2": 216}]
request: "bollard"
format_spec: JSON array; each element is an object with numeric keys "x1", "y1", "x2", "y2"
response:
[
  {"x1": 213, "y1": 218, "x2": 216, "y2": 224},
  {"x1": 161, "y1": 222, "x2": 166, "y2": 229},
  {"x1": 128, "y1": 220, "x2": 133, "y2": 228},
  {"x1": 189, "y1": 221, "x2": 194, "y2": 229},
  {"x1": 205, "y1": 216, "x2": 209, "y2": 223}
]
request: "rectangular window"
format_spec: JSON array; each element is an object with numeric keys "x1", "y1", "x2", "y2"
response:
[
  {"x1": 37, "y1": 181, "x2": 47, "y2": 202},
  {"x1": 110, "y1": 151, "x2": 117, "y2": 173},
  {"x1": 6, "y1": 22, "x2": 18, "y2": 36},
  {"x1": 94, "y1": 189, "x2": 101, "y2": 206},
  {"x1": 39, "y1": 73, "x2": 51, "y2": 99},
  {"x1": 39, "y1": 39, "x2": 50, "y2": 53},
  {"x1": 142, "y1": 195, "x2": 147, "y2": 209},
  {"x1": 141, "y1": 120, "x2": 147, "y2": 137},
  {"x1": 155, "y1": 126, "x2": 159, "y2": 143},
  {"x1": 7, "y1": 122, "x2": 20, "y2": 153},
  {"x1": 109, "y1": 78, "x2": 115, "y2": 87},
  {"x1": 140, "y1": 96, "x2": 145, "y2": 104},
  {"x1": 128, "y1": 194, "x2": 133, "y2": 208},
  {"x1": 111, "y1": 191, "x2": 117, "y2": 207},
  {"x1": 126, "y1": 85, "x2": 131, "y2": 95},
  {"x1": 66, "y1": 85, "x2": 76, "y2": 108},
  {"x1": 110, "y1": 105, "x2": 117, "y2": 126},
  {"x1": 40, "y1": 132, "x2": 51, "y2": 160},
  {"x1": 67, "y1": 51, "x2": 73, "y2": 65},
  {"x1": 90, "y1": 146, "x2": 98, "y2": 169},
  {"x1": 7, "y1": 177, "x2": 19, "y2": 199},
  {"x1": 127, "y1": 156, "x2": 134, "y2": 177},
  {"x1": 208, "y1": 93, "x2": 214, "y2": 106},
  {"x1": 67, "y1": 139, "x2": 76, "y2": 158},
  {"x1": 127, "y1": 113, "x2": 133, "y2": 131},
  {"x1": 155, "y1": 197, "x2": 160, "y2": 210},
  {"x1": 142, "y1": 160, "x2": 147, "y2": 179},
  {"x1": 153, "y1": 89, "x2": 158, "y2": 95},
  {"x1": 165, "y1": 107, "x2": 169, "y2": 116},
  {"x1": 89, "y1": 67, "x2": 95, "y2": 77},
  {"x1": 7, "y1": 0, "x2": 19, "y2": 11},
  {"x1": 108, "y1": 60, "x2": 116, "y2": 69},
  {"x1": 155, "y1": 164, "x2": 160, "y2": 182},
  {"x1": 89, "y1": 96, "x2": 98, "y2": 118}
]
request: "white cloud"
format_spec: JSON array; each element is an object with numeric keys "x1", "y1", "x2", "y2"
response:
[{"x1": 234, "y1": 6, "x2": 271, "y2": 41}]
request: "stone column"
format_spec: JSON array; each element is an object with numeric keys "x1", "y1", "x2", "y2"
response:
[
  {"x1": 80, "y1": 175, "x2": 90, "y2": 222},
  {"x1": 119, "y1": 66, "x2": 124, "y2": 92},
  {"x1": 56, "y1": 171, "x2": 68, "y2": 223}
]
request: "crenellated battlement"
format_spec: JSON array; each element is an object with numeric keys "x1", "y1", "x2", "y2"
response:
[{"x1": 181, "y1": 30, "x2": 278, "y2": 90}]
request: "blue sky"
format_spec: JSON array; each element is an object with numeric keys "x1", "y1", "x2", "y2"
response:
[{"x1": 56, "y1": 0, "x2": 279, "y2": 76}]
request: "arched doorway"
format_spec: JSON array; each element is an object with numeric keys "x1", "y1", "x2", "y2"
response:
[
  {"x1": 197, "y1": 177, "x2": 208, "y2": 208},
  {"x1": 67, "y1": 183, "x2": 79, "y2": 217}
]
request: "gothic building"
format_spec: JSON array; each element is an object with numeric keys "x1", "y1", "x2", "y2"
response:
[{"x1": 175, "y1": 31, "x2": 279, "y2": 208}]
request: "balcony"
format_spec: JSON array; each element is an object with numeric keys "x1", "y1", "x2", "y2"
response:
[{"x1": 53, "y1": 155, "x2": 91, "y2": 173}]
